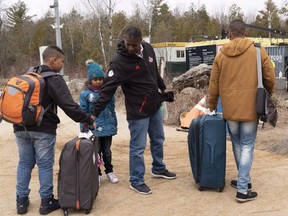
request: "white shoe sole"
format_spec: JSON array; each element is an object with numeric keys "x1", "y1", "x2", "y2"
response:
[
  {"x1": 108, "y1": 179, "x2": 119, "y2": 183},
  {"x1": 106, "y1": 174, "x2": 119, "y2": 183},
  {"x1": 151, "y1": 173, "x2": 176, "y2": 180},
  {"x1": 236, "y1": 196, "x2": 257, "y2": 202}
]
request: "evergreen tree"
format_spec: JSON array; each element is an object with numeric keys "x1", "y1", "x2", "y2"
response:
[{"x1": 5, "y1": 1, "x2": 33, "y2": 28}]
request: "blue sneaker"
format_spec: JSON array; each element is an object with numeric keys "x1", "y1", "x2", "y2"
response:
[
  {"x1": 152, "y1": 169, "x2": 176, "y2": 180},
  {"x1": 130, "y1": 183, "x2": 152, "y2": 195}
]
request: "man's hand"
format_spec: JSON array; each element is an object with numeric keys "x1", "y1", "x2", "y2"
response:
[{"x1": 160, "y1": 91, "x2": 174, "y2": 103}]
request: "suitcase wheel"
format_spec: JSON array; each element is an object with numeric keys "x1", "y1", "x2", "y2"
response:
[
  {"x1": 217, "y1": 187, "x2": 224, "y2": 192},
  {"x1": 198, "y1": 186, "x2": 204, "y2": 191},
  {"x1": 85, "y1": 209, "x2": 91, "y2": 214},
  {"x1": 63, "y1": 209, "x2": 68, "y2": 216}
]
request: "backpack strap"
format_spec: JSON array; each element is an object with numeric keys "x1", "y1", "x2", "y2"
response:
[
  {"x1": 22, "y1": 67, "x2": 37, "y2": 75},
  {"x1": 23, "y1": 66, "x2": 61, "y2": 78},
  {"x1": 37, "y1": 70, "x2": 61, "y2": 126},
  {"x1": 41, "y1": 71, "x2": 60, "y2": 78},
  {"x1": 36, "y1": 71, "x2": 61, "y2": 126},
  {"x1": 36, "y1": 103, "x2": 54, "y2": 126}
]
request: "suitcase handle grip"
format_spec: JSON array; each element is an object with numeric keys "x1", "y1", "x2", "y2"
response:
[{"x1": 76, "y1": 139, "x2": 81, "y2": 152}]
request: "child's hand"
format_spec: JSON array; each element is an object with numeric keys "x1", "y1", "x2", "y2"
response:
[
  {"x1": 81, "y1": 122, "x2": 89, "y2": 132},
  {"x1": 92, "y1": 122, "x2": 97, "y2": 130}
]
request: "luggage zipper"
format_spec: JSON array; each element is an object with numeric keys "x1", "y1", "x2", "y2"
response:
[
  {"x1": 195, "y1": 116, "x2": 201, "y2": 182},
  {"x1": 139, "y1": 97, "x2": 147, "y2": 112},
  {"x1": 75, "y1": 139, "x2": 81, "y2": 209}
]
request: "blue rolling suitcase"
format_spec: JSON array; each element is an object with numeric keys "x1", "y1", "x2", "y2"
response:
[{"x1": 188, "y1": 114, "x2": 226, "y2": 192}]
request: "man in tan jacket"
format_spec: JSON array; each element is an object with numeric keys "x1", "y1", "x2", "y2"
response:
[{"x1": 208, "y1": 19, "x2": 275, "y2": 202}]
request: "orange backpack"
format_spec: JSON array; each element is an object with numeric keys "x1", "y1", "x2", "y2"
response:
[{"x1": 0, "y1": 67, "x2": 57, "y2": 126}]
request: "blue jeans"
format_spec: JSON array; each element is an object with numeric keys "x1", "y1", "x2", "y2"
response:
[
  {"x1": 227, "y1": 120, "x2": 258, "y2": 194},
  {"x1": 15, "y1": 131, "x2": 56, "y2": 199},
  {"x1": 128, "y1": 109, "x2": 166, "y2": 185}
]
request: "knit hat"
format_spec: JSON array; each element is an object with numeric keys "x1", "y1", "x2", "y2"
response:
[{"x1": 86, "y1": 59, "x2": 104, "y2": 80}]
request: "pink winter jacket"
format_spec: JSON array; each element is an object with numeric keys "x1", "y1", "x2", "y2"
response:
[{"x1": 208, "y1": 38, "x2": 275, "y2": 121}]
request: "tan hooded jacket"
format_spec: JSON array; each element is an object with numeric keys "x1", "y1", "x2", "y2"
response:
[{"x1": 208, "y1": 38, "x2": 275, "y2": 121}]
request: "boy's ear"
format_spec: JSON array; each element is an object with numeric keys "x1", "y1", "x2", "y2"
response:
[
  {"x1": 46, "y1": 57, "x2": 56, "y2": 65},
  {"x1": 51, "y1": 57, "x2": 58, "y2": 63}
]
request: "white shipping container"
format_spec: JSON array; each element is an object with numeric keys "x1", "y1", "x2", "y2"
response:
[{"x1": 265, "y1": 46, "x2": 288, "y2": 78}]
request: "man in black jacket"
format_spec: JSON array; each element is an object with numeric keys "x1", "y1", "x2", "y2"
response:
[
  {"x1": 14, "y1": 46, "x2": 95, "y2": 215},
  {"x1": 94, "y1": 26, "x2": 176, "y2": 195}
]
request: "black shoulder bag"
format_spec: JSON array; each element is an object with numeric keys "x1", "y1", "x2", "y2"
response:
[{"x1": 255, "y1": 43, "x2": 278, "y2": 127}]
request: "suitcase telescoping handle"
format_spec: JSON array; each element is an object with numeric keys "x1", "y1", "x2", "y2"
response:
[
  {"x1": 78, "y1": 130, "x2": 94, "y2": 140},
  {"x1": 75, "y1": 138, "x2": 81, "y2": 209},
  {"x1": 75, "y1": 139, "x2": 81, "y2": 152}
]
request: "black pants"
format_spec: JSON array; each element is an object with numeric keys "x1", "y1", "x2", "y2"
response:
[{"x1": 98, "y1": 136, "x2": 113, "y2": 176}]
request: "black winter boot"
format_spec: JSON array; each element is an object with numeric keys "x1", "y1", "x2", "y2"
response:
[
  {"x1": 16, "y1": 196, "x2": 29, "y2": 214},
  {"x1": 39, "y1": 195, "x2": 60, "y2": 215}
]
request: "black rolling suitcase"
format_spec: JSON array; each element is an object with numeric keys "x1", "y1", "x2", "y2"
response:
[
  {"x1": 188, "y1": 114, "x2": 226, "y2": 192},
  {"x1": 58, "y1": 135, "x2": 99, "y2": 215}
]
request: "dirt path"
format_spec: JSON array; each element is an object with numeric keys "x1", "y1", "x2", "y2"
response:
[{"x1": 1, "y1": 109, "x2": 288, "y2": 216}]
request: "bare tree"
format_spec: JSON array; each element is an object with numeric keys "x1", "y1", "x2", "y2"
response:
[
  {"x1": 87, "y1": 0, "x2": 118, "y2": 70},
  {"x1": 0, "y1": 0, "x2": 3, "y2": 32},
  {"x1": 62, "y1": 9, "x2": 84, "y2": 64},
  {"x1": 87, "y1": 0, "x2": 107, "y2": 70},
  {"x1": 140, "y1": 0, "x2": 164, "y2": 42},
  {"x1": 142, "y1": 0, "x2": 153, "y2": 41},
  {"x1": 228, "y1": 3, "x2": 244, "y2": 23},
  {"x1": 104, "y1": 0, "x2": 116, "y2": 48},
  {"x1": 0, "y1": 15, "x2": 3, "y2": 33}
]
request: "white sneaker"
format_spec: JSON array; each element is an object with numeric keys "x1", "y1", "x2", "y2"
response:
[
  {"x1": 106, "y1": 172, "x2": 119, "y2": 183},
  {"x1": 98, "y1": 175, "x2": 102, "y2": 186}
]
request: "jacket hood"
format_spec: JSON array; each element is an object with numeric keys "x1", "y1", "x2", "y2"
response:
[
  {"x1": 117, "y1": 40, "x2": 128, "y2": 55},
  {"x1": 221, "y1": 38, "x2": 254, "y2": 57},
  {"x1": 116, "y1": 40, "x2": 142, "y2": 58}
]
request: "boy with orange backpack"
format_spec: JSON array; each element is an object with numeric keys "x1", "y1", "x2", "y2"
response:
[{"x1": 1, "y1": 46, "x2": 95, "y2": 215}]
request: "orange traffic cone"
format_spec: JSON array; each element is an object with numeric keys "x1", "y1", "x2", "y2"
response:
[{"x1": 180, "y1": 96, "x2": 207, "y2": 129}]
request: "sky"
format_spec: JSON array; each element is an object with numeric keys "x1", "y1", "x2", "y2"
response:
[{"x1": 2, "y1": 0, "x2": 286, "y2": 20}]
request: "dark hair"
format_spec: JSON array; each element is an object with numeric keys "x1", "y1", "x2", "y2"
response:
[
  {"x1": 124, "y1": 26, "x2": 142, "y2": 39},
  {"x1": 42, "y1": 45, "x2": 65, "y2": 61},
  {"x1": 228, "y1": 19, "x2": 246, "y2": 37}
]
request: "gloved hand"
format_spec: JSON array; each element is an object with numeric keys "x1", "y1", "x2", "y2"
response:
[{"x1": 160, "y1": 91, "x2": 174, "y2": 103}]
